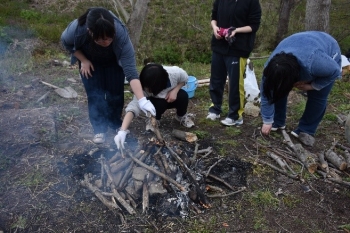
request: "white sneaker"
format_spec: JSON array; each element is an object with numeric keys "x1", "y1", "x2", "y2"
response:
[
  {"x1": 175, "y1": 113, "x2": 195, "y2": 128},
  {"x1": 206, "y1": 112, "x2": 220, "y2": 121},
  {"x1": 93, "y1": 133, "x2": 106, "y2": 144},
  {"x1": 220, "y1": 118, "x2": 243, "y2": 126},
  {"x1": 271, "y1": 124, "x2": 286, "y2": 131}
]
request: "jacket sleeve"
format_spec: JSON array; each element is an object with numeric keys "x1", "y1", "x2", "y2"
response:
[
  {"x1": 211, "y1": 0, "x2": 219, "y2": 21},
  {"x1": 260, "y1": 76, "x2": 275, "y2": 124},
  {"x1": 61, "y1": 19, "x2": 78, "y2": 54},
  {"x1": 113, "y1": 19, "x2": 139, "y2": 82},
  {"x1": 248, "y1": 0, "x2": 262, "y2": 33}
]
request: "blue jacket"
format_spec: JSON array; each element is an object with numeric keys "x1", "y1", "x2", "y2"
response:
[
  {"x1": 260, "y1": 31, "x2": 342, "y2": 124},
  {"x1": 60, "y1": 12, "x2": 138, "y2": 82}
]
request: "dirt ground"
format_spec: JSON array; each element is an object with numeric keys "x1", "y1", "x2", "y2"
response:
[{"x1": 1, "y1": 57, "x2": 350, "y2": 232}]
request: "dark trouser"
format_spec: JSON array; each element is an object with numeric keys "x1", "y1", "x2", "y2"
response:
[
  {"x1": 80, "y1": 64, "x2": 124, "y2": 134},
  {"x1": 209, "y1": 51, "x2": 246, "y2": 120},
  {"x1": 274, "y1": 81, "x2": 335, "y2": 136},
  {"x1": 149, "y1": 89, "x2": 189, "y2": 120}
]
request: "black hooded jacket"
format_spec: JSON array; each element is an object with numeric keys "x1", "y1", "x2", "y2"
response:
[{"x1": 211, "y1": 0, "x2": 261, "y2": 58}]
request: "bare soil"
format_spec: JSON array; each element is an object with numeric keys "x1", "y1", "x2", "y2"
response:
[{"x1": 1, "y1": 57, "x2": 350, "y2": 232}]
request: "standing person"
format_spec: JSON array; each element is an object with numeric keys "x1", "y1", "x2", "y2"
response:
[
  {"x1": 114, "y1": 63, "x2": 194, "y2": 149},
  {"x1": 207, "y1": 0, "x2": 261, "y2": 126},
  {"x1": 61, "y1": 7, "x2": 155, "y2": 144},
  {"x1": 260, "y1": 31, "x2": 342, "y2": 146}
]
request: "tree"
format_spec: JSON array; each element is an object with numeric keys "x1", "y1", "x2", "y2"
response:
[
  {"x1": 109, "y1": 0, "x2": 150, "y2": 50},
  {"x1": 305, "y1": 0, "x2": 331, "y2": 32},
  {"x1": 274, "y1": 0, "x2": 301, "y2": 47}
]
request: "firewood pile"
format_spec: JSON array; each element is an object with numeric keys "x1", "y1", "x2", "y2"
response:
[
  {"x1": 80, "y1": 118, "x2": 247, "y2": 222},
  {"x1": 248, "y1": 129, "x2": 350, "y2": 188}
]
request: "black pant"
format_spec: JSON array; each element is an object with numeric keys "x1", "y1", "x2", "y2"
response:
[
  {"x1": 81, "y1": 64, "x2": 124, "y2": 134},
  {"x1": 149, "y1": 89, "x2": 189, "y2": 120}
]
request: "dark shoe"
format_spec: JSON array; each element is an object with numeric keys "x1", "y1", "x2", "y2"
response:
[{"x1": 298, "y1": 132, "x2": 315, "y2": 147}]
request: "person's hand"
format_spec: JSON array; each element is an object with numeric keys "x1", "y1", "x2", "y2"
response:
[
  {"x1": 114, "y1": 130, "x2": 129, "y2": 149},
  {"x1": 261, "y1": 124, "x2": 272, "y2": 135},
  {"x1": 213, "y1": 26, "x2": 222, "y2": 39},
  {"x1": 294, "y1": 81, "x2": 313, "y2": 91},
  {"x1": 80, "y1": 60, "x2": 94, "y2": 78},
  {"x1": 165, "y1": 89, "x2": 177, "y2": 103},
  {"x1": 138, "y1": 97, "x2": 156, "y2": 116}
]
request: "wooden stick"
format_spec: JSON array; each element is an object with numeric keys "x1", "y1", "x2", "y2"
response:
[
  {"x1": 81, "y1": 174, "x2": 122, "y2": 211},
  {"x1": 101, "y1": 158, "x2": 136, "y2": 215},
  {"x1": 206, "y1": 174, "x2": 235, "y2": 191},
  {"x1": 205, "y1": 158, "x2": 223, "y2": 177},
  {"x1": 142, "y1": 174, "x2": 149, "y2": 214},
  {"x1": 325, "y1": 149, "x2": 347, "y2": 171},
  {"x1": 266, "y1": 152, "x2": 286, "y2": 170},
  {"x1": 126, "y1": 152, "x2": 186, "y2": 191},
  {"x1": 206, "y1": 187, "x2": 246, "y2": 198},
  {"x1": 342, "y1": 150, "x2": 350, "y2": 168},
  {"x1": 281, "y1": 130, "x2": 317, "y2": 174}
]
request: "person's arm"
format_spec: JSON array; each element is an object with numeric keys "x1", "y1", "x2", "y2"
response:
[
  {"x1": 166, "y1": 82, "x2": 185, "y2": 103},
  {"x1": 114, "y1": 111, "x2": 135, "y2": 149},
  {"x1": 211, "y1": 20, "x2": 221, "y2": 39},
  {"x1": 260, "y1": 76, "x2": 275, "y2": 135}
]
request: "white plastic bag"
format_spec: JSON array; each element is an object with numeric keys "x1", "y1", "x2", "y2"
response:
[{"x1": 244, "y1": 59, "x2": 260, "y2": 104}]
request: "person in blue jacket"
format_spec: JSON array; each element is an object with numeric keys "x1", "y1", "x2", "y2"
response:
[
  {"x1": 260, "y1": 31, "x2": 342, "y2": 146},
  {"x1": 61, "y1": 7, "x2": 155, "y2": 144}
]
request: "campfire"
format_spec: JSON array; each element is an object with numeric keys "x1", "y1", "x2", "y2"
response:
[{"x1": 78, "y1": 117, "x2": 249, "y2": 221}]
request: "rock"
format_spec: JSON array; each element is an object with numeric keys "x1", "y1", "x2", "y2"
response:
[
  {"x1": 148, "y1": 181, "x2": 167, "y2": 195},
  {"x1": 244, "y1": 101, "x2": 260, "y2": 117},
  {"x1": 132, "y1": 167, "x2": 149, "y2": 181}
]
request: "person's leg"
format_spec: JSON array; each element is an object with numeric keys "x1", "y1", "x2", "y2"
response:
[
  {"x1": 167, "y1": 89, "x2": 189, "y2": 117},
  {"x1": 80, "y1": 65, "x2": 109, "y2": 134},
  {"x1": 226, "y1": 56, "x2": 246, "y2": 120},
  {"x1": 149, "y1": 97, "x2": 168, "y2": 120},
  {"x1": 295, "y1": 81, "x2": 335, "y2": 136},
  {"x1": 105, "y1": 65, "x2": 125, "y2": 131},
  {"x1": 209, "y1": 52, "x2": 228, "y2": 115}
]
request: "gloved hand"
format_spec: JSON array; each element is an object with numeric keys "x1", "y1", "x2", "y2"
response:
[
  {"x1": 138, "y1": 97, "x2": 156, "y2": 116},
  {"x1": 114, "y1": 130, "x2": 129, "y2": 149}
]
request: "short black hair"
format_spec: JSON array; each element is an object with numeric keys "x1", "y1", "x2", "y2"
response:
[
  {"x1": 139, "y1": 64, "x2": 169, "y2": 96},
  {"x1": 78, "y1": 7, "x2": 115, "y2": 41},
  {"x1": 263, "y1": 52, "x2": 300, "y2": 104}
]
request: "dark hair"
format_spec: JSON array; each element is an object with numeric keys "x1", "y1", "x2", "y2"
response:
[
  {"x1": 263, "y1": 52, "x2": 300, "y2": 104},
  {"x1": 78, "y1": 7, "x2": 115, "y2": 41},
  {"x1": 139, "y1": 63, "x2": 169, "y2": 96}
]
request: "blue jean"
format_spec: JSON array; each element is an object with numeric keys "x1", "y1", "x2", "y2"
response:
[
  {"x1": 81, "y1": 64, "x2": 124, "y2": 134},
  {"x1": 274, "y1": 81, "x2": 335, "y2": 136}
]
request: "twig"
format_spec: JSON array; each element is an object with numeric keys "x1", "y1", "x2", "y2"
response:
[
  {"x1": 206, "y1": 187, "x2": 246, "y2": 198},
  {"x1": 205, "y1": 158, "x2": 223, "y2": 177},
  {"x1": 206, "y1": 173, "x2": 235, "y2": 191}
]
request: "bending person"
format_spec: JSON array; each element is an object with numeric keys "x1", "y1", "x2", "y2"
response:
[
  {"x1": 114, "y1": 64, "x2": 195, "y2": 149},
  {"x1": 260, "y1": 31, "x2": 342, "y2": 146}
]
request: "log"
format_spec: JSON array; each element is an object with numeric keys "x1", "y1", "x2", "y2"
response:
[
  {"x1": 172, "y1": 129, "x2": 198, "y2": 143},
  {"x1": 266, "y1": 152, "x2": 286, "y2": 170},
  {"x1": 142, "y1": 175, "x2": 149, "y2": 214},
  {"x1": 318, "y1": 153, "x2": 329, "y2": 170},
  {"x1": 110, "y1": 158, "x2": 132, "y2": 173},
  {"x1": 281, "y1": 130, "x2": 318, "y2": 173},
  {"x1": 325, "y1": 149, "x2": 347, "y2": 171},
  {"x1": 126, "y1": 152, "x2": 186, "y2": 191}
]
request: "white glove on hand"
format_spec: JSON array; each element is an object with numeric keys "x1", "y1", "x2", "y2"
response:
[
  {"x1": 138, "y1": 97, "x2": 156, "y2": 116},
  {"x1": 114, "y1": 130, "x2": 128, "y2": 149}
]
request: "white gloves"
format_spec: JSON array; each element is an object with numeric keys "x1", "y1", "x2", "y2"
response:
[
  {"x1": 138, "y1": 97, "x2": 156, "y2": 116},
  {"x1": 114, "y1": 130, "x2": 129, "y2": 149}
]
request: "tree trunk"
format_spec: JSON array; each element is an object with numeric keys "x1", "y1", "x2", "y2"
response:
[
  {"x1": 126, "y1": 0, "x2": 150, "y2": 50},
  {"x1": 305, "y1": 0, "x2": 331, "y2": 32},
  {"x1": 274, "y1": 0, "x2": 301, "y2": 47}
]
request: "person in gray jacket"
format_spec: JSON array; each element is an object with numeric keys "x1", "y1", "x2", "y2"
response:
[
  {"x1": 114, "y1": 64, "x2": 195, "y2": 149},
  {"x1": 61, "y1": 7, "x2": 155, "y2": 144}
]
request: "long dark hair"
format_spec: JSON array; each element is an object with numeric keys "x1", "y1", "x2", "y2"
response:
[
  {"x1": 78, "y1": 7, "x2": 115, "y2": 40},
  {"x1": 263, "y1": 52, "x2": 300, "y2": 104},
  {"x1": 139, "y1": 64, "x2": 169, "y2": 96}
]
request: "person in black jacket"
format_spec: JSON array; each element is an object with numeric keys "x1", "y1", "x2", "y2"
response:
[{"x1": 206, "y1": 0, "x2": 261, "y2": 126}]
